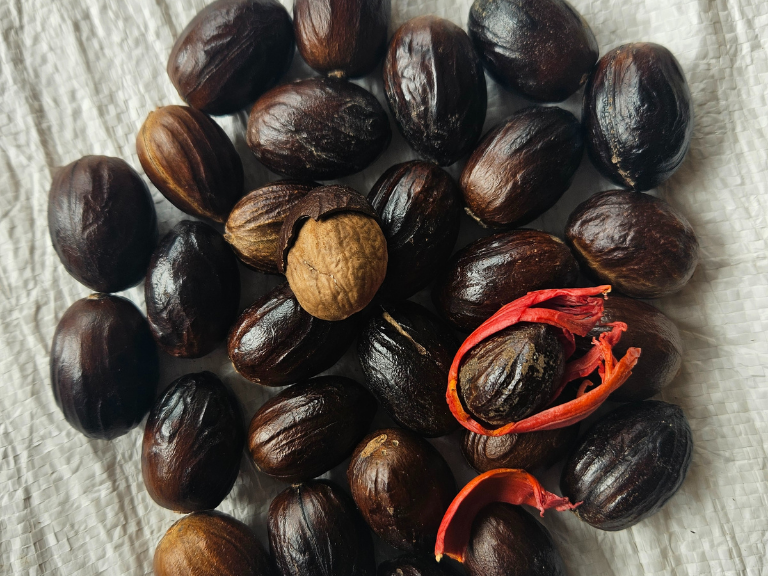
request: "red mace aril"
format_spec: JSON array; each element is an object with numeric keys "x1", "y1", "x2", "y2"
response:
[{"x1": 446, "y1": 286, "x2": 642, "y2": 435}]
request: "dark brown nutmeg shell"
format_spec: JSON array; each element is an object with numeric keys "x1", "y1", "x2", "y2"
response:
[
  {"x1": 227, "y1": 283, "x2": 362, "y2": 386},
  {"x1": 577, "y1": 296, "x2": 683, "y2": 401},
  {"x1": 50, "y1": 294, "x2": 159, "y2": 440},
  {"x1": 248, "y1": 376, "x2": 377, "y2": 483},
  {"x1": 584, "y1": 43, "x2": 693, "y2": 190},
  {"x1": 137, "y1": 105, "x2": 244, "y2": 223},
  {"x1": 565, "y1": 190, "x2": 699, "y2": 298},
  {"x1": 461, "y1": 106, "x2": 584, "y2": 228},
  {"x1": 368, "y1": 161, "x2": 461, "y2": 299},
  {"x1": 269, "y1": 480, "x2": 376, "y2": 576},
  {"x1": 294, "y1": 0, "x2": 390, "y2": 78},
  {"x1": 377, "y1": 555, "x2": 458, "y2": 576},
  {"x1": 154, "y1": 511, "x2": 274, "y2": 576},
  {"x1": 145, "y1": 221, "x2": 240, "y2": 358},
  {"x1": 224, "y1": 180, "x2": 317, "y2": 274},
  {"x1": 357, "y1": 301, "x2": 459, "y2": 437},
  {"x1": 468, "y1": 0, "x2": 598, "y2": 102},
  {"x1": 465, "y1": 503, "x2": 567, "y2": 576},
  {"x1": 347, "y1": 428, "x2": 457, "y2": 553},
  {"x1": 141, "y1": 372, "x2": 245, "y2": 513},
  {"x1": 167, "y1": 0, "x2": 294, "y2": 116},
  {"x1": 433, "y1": 230, "x2": 579, "y2": 332},
  {"x1": 48, "y1": 155, "x2": 157, "y2": 293},
  {"x1": 247, "y1": 78, "x2": 391, "y2": 180},
  {"x1": 560, "y1": 400, "x2": 693, "y2": 531},
  {"x1": 384, "y1": 15, "x2": 487, "y2": 166}
]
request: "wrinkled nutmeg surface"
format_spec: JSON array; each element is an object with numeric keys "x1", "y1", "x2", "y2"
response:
[
  {"x1": 167, "y1": 0, "x2": 294, "y2": 115},
  {"x1": 347, "y1": 428, "x2": 456, "y2": 553},
  {"x1": 145, "y1": 221, "x2": 240, "y2": 358},
  {"x1": 247, "y1": 78, "x2": 391, "y2": 180},
  {"x1": 433, "y1": 229, "x2": 579, "y2": 332},
  {"x1": 565, "y1": 190, "x2": 699, "y2": 298},
  {"x1": 461, "y1": 106, "x2": 584, "y2": 228},
  {"x1": 50, "y1": 295, "x2": 159, "y2": 440},
  {"x1": 228, "y1": 283, "x2": 362, "y2": 386},
  {"x1": 248, "y1": 376, "x2": 376, "y2": 483},
  {"x1": 154, "y1": 510, "x2": 274, "y2": 576},
  {"x1": 384, "y1": 15, "x2": 487, "y2": 166},
  {"x1": 269, "y1": 480, "x2": 376, "y2": 576},
  {"x1": 294, "y1": 0, "x2": 390, "y2": 78},
  {"x1": 561, "y1": 400, "x2": 693, "y2": 531},
  {"x1": 584, "y1": 43, "x2": 693, "y2": 190},
  {"x1": 48, "y1": 155, "x2": 157, "y2": 293},
  {"x1": 141, "y1": 372, "x2": 245, "y2": 513},
  {"x1": 137, "y1": 105, "x2": 244, "y2": 223},
  {"x1": 468, "y1": 0, "x2": 598, "y2": 102}
]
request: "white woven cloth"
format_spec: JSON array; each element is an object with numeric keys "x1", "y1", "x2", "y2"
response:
[{"x1": 1, "y1": 0, "x2": 766, "y2": 574}]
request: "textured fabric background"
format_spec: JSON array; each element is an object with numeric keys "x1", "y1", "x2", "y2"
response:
[{"x1": 1, "y1": 0, "x2": 767, "y2": 574}]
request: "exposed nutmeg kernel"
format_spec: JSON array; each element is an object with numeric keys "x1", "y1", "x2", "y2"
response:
[
  {"x1": 384, "y1": 15, "x2": 487, "y2": 166},
  {"x1": 468, "y1": 0, "x2": 598, "y2": 102},
  {"x1": 293, "y1": 0, "x2": 390, "y2": 79},
  {"x1": 136, "y1": 105, "x2": 244, "y2": 223},
  {"x1": 460, "y1": 106, "x2": 584, "y2": 228},
  {"x1": 247, "y1": 78, "x2": 391, "y2": 180},
  {"x1": 278, "y1": 186, "x2": 388, "y2": 321},
  {"x1": 565, "y1": 190, "x2": 699, "y2": 298},
  {"x1": 167, "y1": 0, "x2": 294, "y2": 116},
  {"x1": 224, "y1": 180, "x2": 317, "y2": 274}
]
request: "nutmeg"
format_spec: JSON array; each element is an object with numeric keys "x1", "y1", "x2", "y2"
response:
[
  {"x1": 462, "y1": 427, "x2": 577, "y2": 474},
  {"x1": 224, "y1": 180, "x2": 317, "y2": 274},
  {"x1": 293, "y1": 0, "x2": 390, "y2": 78},
  {"x1": 167, "y1": 0, "x2": 294, "y2": 116},
  {"x1": 278, "y1": 186, "x2": 388, "y2": 321},
  {"x1": 137, "y1": 105, "x2": 243, "y2": 223},
  {"x1": 378, "y1": 555, "x2": 458, "y2": 576}
]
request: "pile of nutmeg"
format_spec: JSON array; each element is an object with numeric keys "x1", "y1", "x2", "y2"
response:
[{"x1": 47, "y1": 0, "x2": 700, "y2": 574}]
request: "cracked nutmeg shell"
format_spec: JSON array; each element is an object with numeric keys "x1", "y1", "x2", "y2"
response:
[
  {"x1": 224, "y1": 180, "x2": 317, "y2": 274},
  {"x1": 368, "y1": 161, "x2": 461, "y2": 300},
  {"x1": 154, "y1": 511, "x2": 274, "y2": 576},
  {"x1": 468, "y1": 0, "x2": 598, "y2": 102},
  {"x1": 348, "y1": 428, "x2": 457, "y2": 553},
  {"x1": 278, "y1": 185, "x2": 388, "y2": 321},
  {"x1": 248, "y1": 376, "x2": 377, "y2": 483},
  {"x1": 48, "y1": 155, "x2": 157, "y2": 293},
  {"x1": 460, "y1": 106, "x2": 584, "y2": 228},
  {"x1": 247, "y1": 78, "x2": 391, "y2": 180},
  {"x1": 167, "y1": 0, "x2": 294, "y2": 116},
  {"x1": 141, "y1": 372, "x2": 245, "y2": 513},
  {"x1": 269, "y1": 480, "x2": 376, "y2": 576},
  {"x1": 433, "y1": 230, "x2": 579, "y2": 332},
  {"x1": 50, "y1": 294, "x2": 159, "y2": 440},
  {"x1": 565, "y1": 190, "x2": 699, "y2": 298},
  {"x1": 145, "y1": 221, "x2": 240, "y2": 358},
  {"x1": 357, "y1": 301, "x2": 459, "y2": 437},
  {"x1": 293, "y1": 0, "x2": 390, "y2": 78},
  {"x1": 228, "y1": 283, "x2": 362, "y2": 386},
  {"x1": 584, "y1": 43, "x2": 693, "y2": 190},
  {"x1": 137, "y1": 105, "x2": 244, "y2": 223},
  {"x1": 560, "y1": 400, "x2": 693, "y2": 531},
  {"x1": 384, "y1": 15, "x2": 487, "y2": 166}
]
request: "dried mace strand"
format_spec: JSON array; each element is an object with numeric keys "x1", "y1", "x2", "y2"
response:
[
  {"x1": 294, "y1": 0, "x2": 390, "y2": 79},
  {"x1": 48, "y1": 155, "x2": 157, "y2": 293},
  {"x1": 137, "y1": 105, "x2": 244, "y2": 223},
  {"x1": 167, "y1": 0, "x2": 294, "y2": 116}
]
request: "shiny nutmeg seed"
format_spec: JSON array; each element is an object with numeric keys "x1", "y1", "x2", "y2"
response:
[
  {"x1": 141, "y1": 372, "x2": 245, "y2": 513},
  {"x1": 137, "y1": 105, "x2": 244, "y2": 223},
  {"x1": 377, "y1": 555, "x2": 458, "y2": 576},
  {"x1": 154, "y1": 511, "x2": 274, "y2": 576},
  {"x1": 247, "y1": 78, "x2": 391, "y2": 181},
  {"x1": 294, "y1": 0, "x2": 390, "y2": 78},
  {"x1": 48, "y1": 155, "x2": 157, "y2": 293},
  {"x1": 384, "y1": 15, "x2": 487, "y2": 166},
  {"x1": 167, "y1": 0, "x2": 294, "y2": 116}
]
